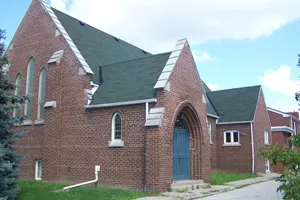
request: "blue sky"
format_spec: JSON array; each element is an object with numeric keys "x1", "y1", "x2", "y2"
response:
[{"x1": 2, "y1": 0, "x2": 300, "y2": 112}]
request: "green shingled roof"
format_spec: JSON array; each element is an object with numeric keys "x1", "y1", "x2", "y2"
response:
[
  {"x1": 206, "y1": 85, "x2": 261, "y2": 123},
  {"x1": 91, "y1": 52, "x2": 171, "y2": 104},
  {"x1": 52, "y1": 8, "x2": 152, "y2": 83}
]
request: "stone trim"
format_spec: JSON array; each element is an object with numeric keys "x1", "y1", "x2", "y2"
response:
[{"x1": 40, "y1": 0, "x2": 94, "y2": 75}]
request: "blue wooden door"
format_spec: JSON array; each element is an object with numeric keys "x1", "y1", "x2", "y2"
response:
[{"x1": 173, "y1": 127, "x2": 190, "y2": 181}]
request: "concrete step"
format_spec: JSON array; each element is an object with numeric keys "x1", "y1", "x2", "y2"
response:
[{"x1": 171, "y1": 180, "x2": 208, "y2": 192}]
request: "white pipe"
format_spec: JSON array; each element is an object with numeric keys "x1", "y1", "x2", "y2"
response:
[
  {"x1": 250, "y1": 122, "x2": 255, "y2": 175},
  {"x1": 62, "y1": 165, "x2": 100, "y2": 191},
  {"x1": 145, "y1": 102, "x2": 149, "y2": 119},
  {"x1": 85, "y1": 98, "x2": 157, "y2": 109}
]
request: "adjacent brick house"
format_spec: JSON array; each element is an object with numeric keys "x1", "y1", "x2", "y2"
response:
[
  {"x1": 267, "y1": 107, "x2": 300, "y2": 172},
  {"x1": 6, "y1": 0, "x2": 272, "y2": 192},
  {"x1": 204, "y1": 84, "x2": 272, "y2": 174}
]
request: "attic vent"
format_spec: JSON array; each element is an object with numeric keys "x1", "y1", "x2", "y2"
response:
[
  {"x1": 142, "y1": 50, "x2": 147, "y2": 54},
  {"x1": 98, "y1": 66, "x2": 103, "y2": 84},
  {"x1": 114, "y1": 37, "x2": 120, "y2": 42},
  {"x1": 79, "y1": 21, "x2": 85, "y2": 26}
]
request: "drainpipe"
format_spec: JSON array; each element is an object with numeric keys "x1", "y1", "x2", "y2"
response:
[
  {"x1": 144, "y1": 103, "x2": 148, "y2": 192},
  {"x1": 250, "y1": 122, "x2": 255, "y2": 175},
  {"x1": 62, "y1": 165, "x2": 100, "y2": 191},
  {"x1": 145, "y1": 103, "x2": 149, "y2": 119}
]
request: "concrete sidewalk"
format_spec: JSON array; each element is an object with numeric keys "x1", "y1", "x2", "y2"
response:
[{"x1": 136, "y1": 173, "x2": 279, "y2": 200}]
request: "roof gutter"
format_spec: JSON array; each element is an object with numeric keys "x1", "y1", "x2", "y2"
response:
[
  {"x1": 207, "y1": 113, "x2": 220, "y2": 119},
  {"x1": 217, "y1": 121, "x2": 252, "y2": 125},
  {"x1": 85, "y1": 98, "x2": 157, "y2": 109},
  {"x1": 271, "y1": 126, "x2": 295, "y2": 134}
]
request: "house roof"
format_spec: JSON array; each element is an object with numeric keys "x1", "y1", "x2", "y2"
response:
[
  {"x1": 206, "y1": 85, "x2": 261, "y2": 123},
  {"x1": 52, "y1": 8, "x2": 152, "y2": 83},
  {"x1": 90, "y1": 52, "x2": 171, "y2": 105}
]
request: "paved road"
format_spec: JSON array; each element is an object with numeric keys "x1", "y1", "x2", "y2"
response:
[{"x1": 201, "y1": 180, "x2": 282, "y2": 200}]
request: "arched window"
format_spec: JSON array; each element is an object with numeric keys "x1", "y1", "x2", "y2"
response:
[
  {"x1": 37, "y1": 68, "x2": 46, "y2": 121},
  {"x1": 24, "y1": 58, "x2": 35, "y2": 121},
  {"x1": 208, "y1": 120, "x2": 212, "y2": 144},
  {"x1": 13, "y1": 73, "x2": 22, "y2": 117},
  {"x1": 112, "y1": 113, "x2": 122, "y2": 140}
]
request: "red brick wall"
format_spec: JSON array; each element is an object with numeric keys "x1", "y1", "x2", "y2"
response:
[
  {"x1": 268, "y1": 111, "x2": 291, "y2": 127},
  {"x1": 144, "y1": 44, "x2": 210, "y2": 191},
  {"x1": 253, "y1": 89, "x2": 271, "y2": 174},
  {"x1": 8, "y1": 1, "x2": 147, "y2": 190},
  {"x1": 208, "y1": 117, "x2": 217, "y2": 171},
  {"x1": 272, "y1": 131, "x2": 289, "y2": 172},
  {"x1": 7, "y1": 1, "x2": 210, "y2": 192},
  {"x1": 215, "y1": 123, "x2": 252, "y2": 173}
]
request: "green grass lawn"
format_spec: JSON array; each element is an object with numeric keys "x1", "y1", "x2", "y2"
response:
[
  {"x1": 210, "y1": 173, "x2": 259, "y2": 185},
  {"x1": 17, "y1": 180, "x2": 158, "y2": 200}
]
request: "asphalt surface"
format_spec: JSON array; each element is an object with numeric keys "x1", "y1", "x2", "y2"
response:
[{"x1": 201, "y1": 180, "x2": 282, "y2": 200}]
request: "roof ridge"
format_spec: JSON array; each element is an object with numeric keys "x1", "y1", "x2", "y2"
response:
[
  {"x1": 51, "y1": 7, "x2": 152, "y2": 55},
  {"x1": 100, "y1": 52, "x2": 172, "y2": 68},
  {"x1": 207, "y1": 85, "x2": 261, "y2": 93}
]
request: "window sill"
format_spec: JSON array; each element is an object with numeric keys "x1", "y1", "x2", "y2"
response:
[
  {"x1": 21, "y1": 120, "x2": 33, "y2": 126},
  {"x1": 35, "y1": 178, "x2": 42, "y2": 181},
  {"x1": 210, "y1": 142, "x2": 213, "y2": 145},
  {"x1": 34, "y1": 119, "x2": 45, "y2": 125},
  {"x1": 265, "y1": 143, "x2": 270, "y2": 146},
  {"x1": 108, "y1": 140, "x2": 124, "y2": 148},
  {"x1": 223, "y1": 143, "x2": 241, "y2": 147}
]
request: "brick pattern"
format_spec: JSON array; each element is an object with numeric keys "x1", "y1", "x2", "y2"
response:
[
  {"x1": 7, "y1": 1, "x2": 210, "y2": 192},
  {"x1": 253, "y1": 89, "x2": 271, "y2": 173},
  {"x1": 208, "y1": 117, "x2": 217, "y2": 171},
  {"x1": 215, "y1": 123, "x2": 252, "y2": 173},
  {"x1": 271, "y1": 131, "x2": 289, "y2": 172},
  {"x1": 268, "y1": 108, "x2": 300, "y2": 173},
  {"x1": 144, "y1": 45, "x2": 210, "y2": 191},
  {"x1": 210, "y1": 89, "x2": 271, "y2": 174}
]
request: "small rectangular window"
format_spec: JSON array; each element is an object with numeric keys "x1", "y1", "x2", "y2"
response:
[
  {"x1": 224, "y1": 131, "x2": 240, "y2": 145},
  {"x1": 264, "y1": 131, "x2": 269, "y2": 144},
  {"x1": 35, "y1": 160, "x2": 42, "y2": 181}
]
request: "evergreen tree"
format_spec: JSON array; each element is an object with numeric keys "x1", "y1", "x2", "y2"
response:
[{"x1": 0, "y1": 29, "x2": 27, "y2": 200}]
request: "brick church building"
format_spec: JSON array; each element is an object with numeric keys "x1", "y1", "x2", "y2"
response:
[{"x1": 6, "y1": 0, "x2": 271, "y2": 192}]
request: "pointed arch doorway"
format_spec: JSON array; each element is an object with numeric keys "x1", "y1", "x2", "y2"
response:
[{"x1": 173, "y1": 116, "x2": 190, "y2": 181}]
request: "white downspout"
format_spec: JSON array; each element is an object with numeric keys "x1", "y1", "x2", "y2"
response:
[
  {"x1": 250, "y1": 122, "x2": 255, "y2": 175},
  {"x1": 62, "y1": 165, "x2": 100, "y2": 191},
  {"x1": 145, "y1": 102, "x2": 149, "y2": 119}
]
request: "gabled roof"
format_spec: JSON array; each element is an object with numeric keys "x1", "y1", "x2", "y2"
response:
[
  {"x1": 207, "y1": 85, "x2": 261, "y2": 123},
  {"x1": 52, "y1": 8, "x2": 152, "y2": 83},
  {"x1": 90, "y1": 52, "x2": 171, "y2": 105}
]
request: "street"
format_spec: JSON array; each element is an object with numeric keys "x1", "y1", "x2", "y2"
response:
[{"x1": 201, "y1": 180, "x2": 282, "y2": 200}]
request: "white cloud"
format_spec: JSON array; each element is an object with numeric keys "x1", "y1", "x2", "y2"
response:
[
  {"x1": 50, "y1": 0, "x2": 69, "y2": 11},
  {"x1": 268, "y1": 100, "x2": 299, "y2": 112},
  {"x1": 50, "y1": 0, "x2": 300, "y2": 53},
  {"x1": 193, "y1": 51, "x2": 212, "y2": 62},
  {"x1": 207, "y1": 84, "x2": 221, "y2": 91},
  {"x1": 259, "y1": 66, "x2": 300, "y2": 97}
]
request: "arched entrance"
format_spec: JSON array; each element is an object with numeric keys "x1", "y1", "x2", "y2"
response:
[{"x1": 173, "y1": 116, "x2": 190, "y2": 181}]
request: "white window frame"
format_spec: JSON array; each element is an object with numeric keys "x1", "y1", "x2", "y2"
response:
[
  {"x1": 265, "y1": 160, "x2": 270, "y2": 173},
  {"x1": 264, "y1": 130, "x2": 269, "y2": 145},
  {"x1": 35, "y1": 160, "x2": 42, "y2": 181},
  {"x1": 294, "y1": 122, "x2": 297, "y2": 135},
  {"x1": 108, "y1": 112, "x2": 124, "y2": 147},
  {"x1": 223, "y1": 130, "x2": 240, "y2": 146},
  {"x1": 208, "y1": 121, "x2": 212, "y2": 144}
]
